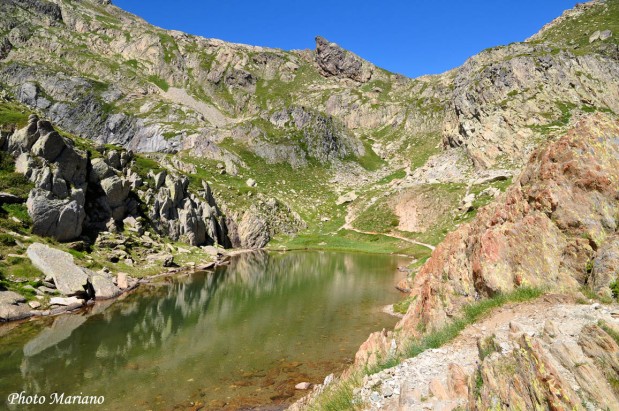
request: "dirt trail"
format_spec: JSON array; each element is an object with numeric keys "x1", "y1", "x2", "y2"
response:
[
  {"x1": 357, "y1": 295, "x2": 619, "y2": 410},
  {"x1": 341, "y1": 203, "x2": 436, "y2": 251}
]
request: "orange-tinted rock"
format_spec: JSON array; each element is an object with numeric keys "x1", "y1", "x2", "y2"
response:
[{"x1": 396, "y1": 114, "x2": 619, "y2": 339}]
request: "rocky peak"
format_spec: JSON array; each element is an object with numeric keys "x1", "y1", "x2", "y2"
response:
[{"x1": 314, "y1": 36, "x2": 373, "y2": 83}]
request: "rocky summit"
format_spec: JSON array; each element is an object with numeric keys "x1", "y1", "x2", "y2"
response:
[{"x1": 0, "y1": 0, "x2": 618, "y2": 410}]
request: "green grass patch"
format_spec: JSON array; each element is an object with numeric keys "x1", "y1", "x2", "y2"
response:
[
  {"x1": 393, "y1": 295, "x2": 416, "y2": 315},
  {"x1": 352, "y1": 199, "x2": 399, "y2": 233},
  {"x1": 0, "y1": 102, "x2": 29, "y2": 130},
  {"x1": 147, "y1": 75, "x2": 170, "y2": 92},
  {"x1": 599, "y1": 320, "x2": 619, "y2": 346}
]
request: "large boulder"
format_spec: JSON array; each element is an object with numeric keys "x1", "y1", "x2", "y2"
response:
[
  {"x1": 88, "y1": 272, "x2": 121, "y2": 299},
  {"x1": 100, "y1": 175, "x2": 130, "y2": 208},
  {"x1": 26, "y1": 243, "x2": 89, "y2": 296},
  {"x1": 31, "y1": 130, "x2": 66, "y2": 162},
  {"x1": 27, "y1": 189, "x2": 85, "y2": 241}
]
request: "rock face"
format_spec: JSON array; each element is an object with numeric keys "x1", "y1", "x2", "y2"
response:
[
  {"x1": 471, "y1": 323, "x2": 619, "y2": 410},
  {"x1": 9, "y1": 115, "x2": 89, "y2": 241},
  {"x1": 235, "y1": 197, "x2": 306, "y2": 249},
  {"x1": 314, "y1": 36, "x2": 374, "y2": 83},
  {"x1": 27, "y1": 243, "x2": 90, "y2": 296},
  {"x1": 397, "y1": 114, "x2": 619, "y2": 338}
]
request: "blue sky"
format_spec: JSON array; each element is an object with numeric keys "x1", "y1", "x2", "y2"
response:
[{"x1": 114, "y1": 0, "x2": 579, "y2": 78}]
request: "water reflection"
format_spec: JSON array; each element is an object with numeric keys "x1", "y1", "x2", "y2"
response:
[{"x1": 0, "y1": 251, "x2": 406, "y2": 410}]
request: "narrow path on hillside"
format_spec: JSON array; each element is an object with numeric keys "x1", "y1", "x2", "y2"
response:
[
  {"x1": 358, "y1": 296, "x2": 619, "y2": 410},
  {"x1": 343, "y1": 225, "x2": 436, "y2": 251},
  {"x1": 341, "y1": 202, "x2": 436, "y2": 251}
]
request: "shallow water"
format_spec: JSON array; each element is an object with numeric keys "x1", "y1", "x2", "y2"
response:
[{"x1": 0, "y1": 250, "x2": 408, "y2": 410}]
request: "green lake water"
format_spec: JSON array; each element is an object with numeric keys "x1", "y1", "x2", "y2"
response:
[{"x1": 0, "y1": 251, "x2": 408, "y2": 410}]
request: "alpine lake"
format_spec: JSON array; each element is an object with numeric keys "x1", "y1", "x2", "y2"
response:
[{"x1": 0, "y1": 250, "x2": 409, "y2": 410}]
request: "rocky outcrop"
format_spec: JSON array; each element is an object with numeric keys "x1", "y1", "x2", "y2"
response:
[
  {"x1": 8, "y1": 115, "x2": 89, "y2": 241},
  {"x1": 471, "y1": 323, "x2": 619, "y2": 410},
  {"x1": 354, "y1": 299, "x2": 619, "y2": 411},
  {"x1": 314, "y1": 36, "x2": 374, "y2": 83},
  {"x1": 396, "y1": 114, "x2": 619, "y2": 338},
  {"x1": 141, "y1": 173, "x2": 230, "y2": 247},
  {"x1": 234, "y1": 196, "x2": 306, "y2": 249}
]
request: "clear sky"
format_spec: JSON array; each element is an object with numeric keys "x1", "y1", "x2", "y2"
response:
[{"x1": 113, "y1": 0, "x2": 579, "y2": 78}]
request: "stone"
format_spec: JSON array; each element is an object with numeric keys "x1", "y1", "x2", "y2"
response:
[
  {"x1": 0, "y1": 291, "x2": 26, "y2": 305},
  {"x1": 153, "y1": 170, "x2": 167, "y2": 189},
  {"x1": 163, "y1": 254, "x2": 175, "y2": 267},
  {"x1": 315, "y1": 36, "x2": 373, "y2": 82},
  {"x1": 89, "y1": 273, "x2": 121, "y2": 299},
  {"x1": 335, "y1": 191, "x2": 357, "y2": 206},
  {"x1": 31, "y1": 131, "x2": 66, "y2": 162},
  {"x1": 599, "y1": 30, "x2": 612, "y2": 41},
  {"x1": 28, "y1": 301, "x2": 41, "y2": 309},
  {"x1": 238, "y1": 208, "x2": 270, "y2": 249},
  {"x1": 27, "y1": 189, "x2": 85, "y2": 241},
  {"x1": 246, "y1": 178, "x2": 257, "y2": 187},
  {"x1": 0, "y1": 301, "x2": 31, "y2": 321},
  {"x1": 27, "y1": 243, "x2": 89, "y2": 296},
  {"x1": 295, "y1": 382, "x2": 311, "y2": 390},
  {"x1": 49, "y1": 296, "x2": 84, "y2": 307},
  {"x1": 90, "y1": 158, "x2": 115, "y2": 182},
  {"x1": 100, "y1": 176, "x2": 131, "y2": 208},
  {"x1": 428, "y1": 378, "x2": 449, "y2": 400},
  {"x1": 116, "y1": 272, "x2": 129, "y2": 289},
  {"x1": 0, "y1": 192, "x2": 25, "y2": 204},
  {"x1": 37, "y1": 286, "x2": 56, "y2": 294}
]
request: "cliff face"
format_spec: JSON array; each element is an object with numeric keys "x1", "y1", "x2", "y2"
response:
[{"x1": 398, "y1": 114, "x2": 619, "y2": 337}]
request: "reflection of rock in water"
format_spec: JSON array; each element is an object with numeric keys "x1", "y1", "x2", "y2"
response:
[
  {"x1": 23, "y1": 315, "x2": 88, "y2": 357},
  {"x1": 10, "y1": 251, "x2": 404, "y2": 409}
]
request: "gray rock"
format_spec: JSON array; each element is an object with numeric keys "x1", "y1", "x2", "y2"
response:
[
  {"x1": 49, "y1": 296, "x2": 84, "y2": 306},
  {"x1": 116, "y1": 272, "x2": 129, "y2": 289},
  {"x1": 89, "y1": 273, "x2": 121, "y2": 299},
  {"x1": 27, "y1": 189, "x2": 85, "y2": 241},
  {"x1": 238, "y1": 208, "x2": 270, "y2": 249},
  {"x1": 0, "y1": 291, "x2": 26, "y2": 305},
  {"x1": 153, "y1": 170, "x2": 167, "y2": 189},
  {"x1": 100, "y1": 176, "x2": 130, "y2": 208},
  {"x1": 37, "y1": 286, "x2": 57, "y2": 294},
  {"x1": 336, "y1": 191, "x2": 357, "y2": 206},
  {"x1": 31, "y1": 131, "x2": 66, "y2": 162},
  {"x1": 27, "y1": 243, "x2": 90, "y2": 296},
  {"x1": 591, "y1": 237, "x2": 619, "y2": 297},
  {"x1": 0, "y1": 302, "x2": 31, "y2": 321},
  {"x1": 589, "y1": 30, "x2": 601, "y2": 43},
  {"x1": 28, "y1": 301, "x2": 41, "y2": 309},
  {"x1": 246, "y1": 178, "x2": 257, "y2": 187},
  {"x1": 0, "y1": 192, "x2": 25, "y2": 204},
  {"x1": 106, "y1": 150, "x2": 121, "y2": 170},
  {"x1": 90, "y1": 158, "x2": 115, "y2": 182},
  {"x1": 600, "y1": 30, "x2": 612, "y2": 41}
]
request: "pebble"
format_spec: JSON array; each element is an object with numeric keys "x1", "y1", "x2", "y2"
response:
[{"x1": 295, "y1": 382, "x2": 311, "y2": 390}]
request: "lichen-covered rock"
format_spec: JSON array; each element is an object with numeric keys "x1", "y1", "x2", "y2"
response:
[{"x1": 397, "y1": 115, "x2": 619, "y2": 338}]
